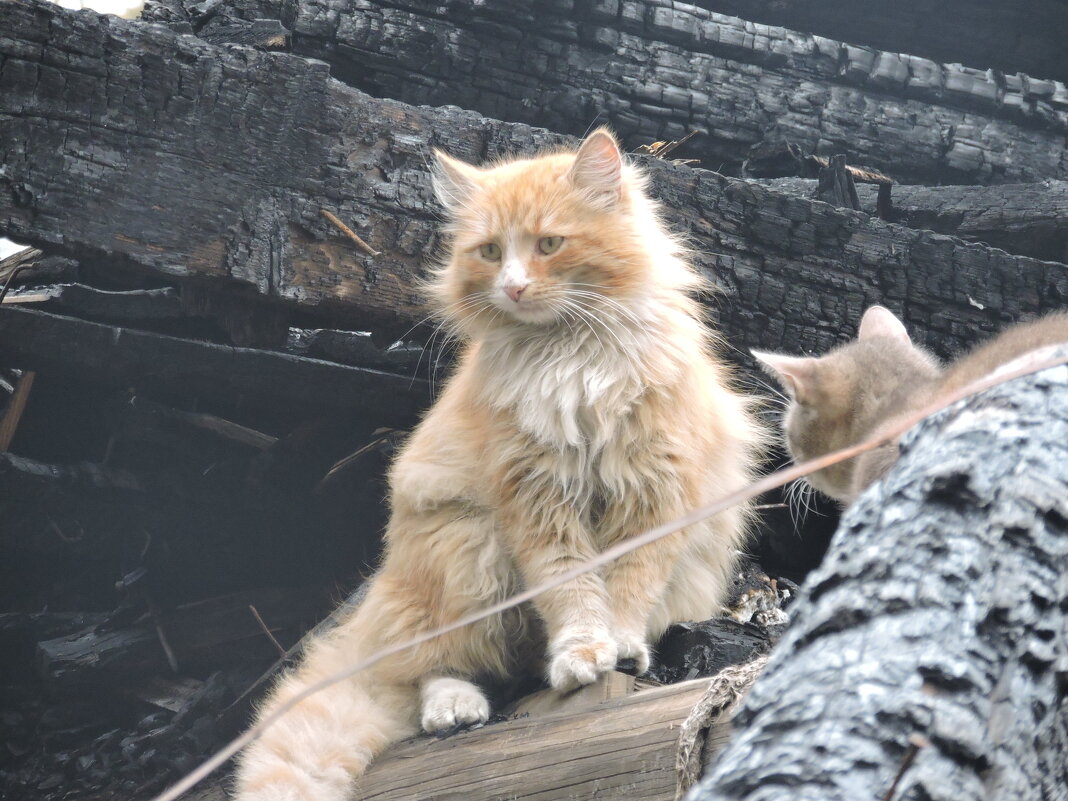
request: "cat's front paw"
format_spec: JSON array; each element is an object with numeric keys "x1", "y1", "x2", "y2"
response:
[
  {"x1": 548, "y1": 627, "x2": 618, "y2": 692},
  {"x1": 614, "y1": 630, "x2": 651, "y2": 675},
  {"x1": 420, "y1": 677, "x2": 490, "y2": 733}
]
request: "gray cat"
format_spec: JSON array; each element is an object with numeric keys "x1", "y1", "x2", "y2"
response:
[{"x1": 754, "y1": 306, "x2": 1068, "y2": 504}]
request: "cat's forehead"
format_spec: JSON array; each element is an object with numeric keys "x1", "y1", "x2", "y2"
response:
[{"x1": 459, "y1": 154, "x2": 581, "y2": 231}]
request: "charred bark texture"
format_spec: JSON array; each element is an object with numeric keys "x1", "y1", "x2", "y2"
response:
[
  {"x1": 143, "y1": 0, "x2": 1068, "y2": 185},
  {"x1": 754, "y1": 178, "x2": 1068, "y2": 263},
  {"x1": 689, "y1": 0, "x2": 1068, "y2": 84},
  {"x1": 689, "y1": 360, "x2": 1068, "y2": 800},
  {"x1": 3, "y1": 0, "x2": 1067, "y2": 363}
]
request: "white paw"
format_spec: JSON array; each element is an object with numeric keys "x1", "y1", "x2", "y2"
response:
[
  {"x1": 548, "y1": 628, "x2": 618, "y2": 692},
  {"x1": 614, "y1": 630, "x2": 651, "y2": 675},
  {"x1": 420, "y1": 677, "x2": 490, "y2": 733}
]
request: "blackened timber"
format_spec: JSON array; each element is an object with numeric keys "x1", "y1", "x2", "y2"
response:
[
  {"x1": 143, "y1": 0, "x2": 1068, "y2": 185},
  {"x1": 0, "y1": 306, "x2": 429, "y2": 421},
  {"x1": 689, "y1": 0, "x2": 1068, "y2": 85},
  {"x1": 690, "y1": 359, "x2": 1068, "y2": 800},
  {"x1": 3, "y1": 1, "x2": 1068, "y2": 364},
  {"x1": 751, "y1": 178, "x2": 1068, "y2": 263}
]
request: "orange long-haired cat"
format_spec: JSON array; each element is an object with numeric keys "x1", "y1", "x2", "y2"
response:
[{"x1": 233, "y1": 129, "x2": 764, "y2": 799}]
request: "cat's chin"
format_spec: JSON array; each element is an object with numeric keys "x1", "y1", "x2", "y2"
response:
[{"x1": 494, "y1": 300, "x2": 560, "y2": 326}]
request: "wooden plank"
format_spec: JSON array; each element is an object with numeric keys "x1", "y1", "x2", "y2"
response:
[
  {"x1": 357, "y1": 677, "x2": 732, "y2": 801},
  {"x1": 505, "y1": 669, "x2": 636, "y2": 719}
]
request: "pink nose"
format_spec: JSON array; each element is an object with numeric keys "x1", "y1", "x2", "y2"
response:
[{"x1": 504, "y1": 283, "x2": 529, "y2": 303}]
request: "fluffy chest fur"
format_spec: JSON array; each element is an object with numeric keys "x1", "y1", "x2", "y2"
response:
[{"x1": 475, "y1": 321, "x2": 653, "y2": 450}]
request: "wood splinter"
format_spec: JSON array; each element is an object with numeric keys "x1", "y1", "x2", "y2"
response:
[{"x1": 320, "y1": 209, "x2": 381, "y2": 257}]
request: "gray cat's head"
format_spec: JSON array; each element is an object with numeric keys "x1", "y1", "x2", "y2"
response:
[{"x1": 752, "y1": 306, "x2": 940, "y2": 503}]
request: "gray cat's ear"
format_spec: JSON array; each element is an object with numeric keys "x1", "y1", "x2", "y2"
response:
[
  {"x1": 751, "y1": 350, "x2": 817, "y2": 402},
  {"x1": 566, "y1": 128, "x2": 623, "y2": 206},
  {"x1": 858, "y1": 306, "x2": 910, "y2": 343},
  {"x1": 431, "y1": 149, "x2": 482, "y2": 212}
]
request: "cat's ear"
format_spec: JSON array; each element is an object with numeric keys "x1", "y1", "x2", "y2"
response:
[
  {"x1": 431, "y1": 149, "x2": 482, "y2": 212},
  {"x1": 858, "y1": 306, "x2": 910, "y2": 343},
  {"x1": 751, "y1": 350, "x2": 817, "y2": 402},
  {"x1": 566, "y1": 128, "x2": 623, "y2": 206}
]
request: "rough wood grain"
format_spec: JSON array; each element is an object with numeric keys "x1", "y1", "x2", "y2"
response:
[
  {"x1": 358, "y1": 677, "x2": 732, "y2": 801},
  {"x1": 688, "y1": 0, "x2": 1068, "y2": 85},
  {"x1": 689, "y1": 359, "x2": 1068, "y2": 800},
  {"x1": 144, "y1": 0, "x2": 1068, "y2": 185},
  {"x1": 754, "y1": 177, "x2": 1068, "y2": 263},
  {"x1": 3, "y1": 1, "x2": 1067, "y2": 364}
]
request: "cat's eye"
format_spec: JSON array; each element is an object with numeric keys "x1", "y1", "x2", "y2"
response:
[
  {"x1": 478, "y1": 242, "x2": 502, "y2": 261},
  {"x1": 538, "y1": 236, "x2": 564, "y2": 255}
]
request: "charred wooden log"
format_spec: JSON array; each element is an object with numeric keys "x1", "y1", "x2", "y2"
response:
[
  {"x1": 0, "y1": 306, "x2": 428, "y2": 420},
  {"x1": 752, "y1": 177, "x2": 1068, "y2": 262},
  {"x1": 689, "y1": 0, "x2": 1068, "y2": 85},
  {"x1": 142, "y1": 0, "x2": 1068, "y2": 185},
  {"x1": 689, "y1": 359, "x2": 1068, "y2": 799},
  {"x1": 3, "y1": 1, "x2": 1066, "y2": 364}
]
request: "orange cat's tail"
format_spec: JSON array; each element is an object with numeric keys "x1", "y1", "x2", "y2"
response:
[{"x1": 232, "y1": 635, "x2": 419, "y2": 801}]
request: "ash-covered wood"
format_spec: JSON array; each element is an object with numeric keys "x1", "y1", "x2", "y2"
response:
[
  {"x1": 689, "y1": 0, "x2": 1068, "y2": 84},
  {"x1": 143, "y1": 0, "x2": 1068, "y2": 185},
  {"x1": 3, "y1": 0, "x2": 1067, "y2": 366},
  {"x1": 690, "y1": 360, "x2": 1068, "y2": 799}
]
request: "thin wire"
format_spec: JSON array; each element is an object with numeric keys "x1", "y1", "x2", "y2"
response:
[{"x1": 152, "y1": 348, "x2": 1068, "y2": 801}]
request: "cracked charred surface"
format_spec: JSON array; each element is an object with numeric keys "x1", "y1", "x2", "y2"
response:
[
  {"x1": 144, "y1": 0, "x2": 1068, "y2": 185},
  {"x1": 688, "y1": 0, "x2": 1068, "y2": 85},
  {"x1": 754, "y1": 177, "x2": 1068, "y2": 263},
  {"x1": 690, "y1": 357, "x2": 1068, "y2": 800},
  {"x1": 4, "y1": 1, "x2": 1067, "y2": 359}
]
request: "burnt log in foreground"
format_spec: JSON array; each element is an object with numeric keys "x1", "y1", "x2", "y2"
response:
[
  {"x1": 3, "y1": 0, "x2": 1067, "y2": 362},
  {"x1": 690, "y1": 358, "x2": 1068, "y2": 800},
  {"x1": 145, "y1": 0, "x2": 1068, "y2": 185}
]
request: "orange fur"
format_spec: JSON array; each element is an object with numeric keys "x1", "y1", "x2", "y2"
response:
[{"x1": 233, "y1": 129, "x2": 765, "y2": 801}]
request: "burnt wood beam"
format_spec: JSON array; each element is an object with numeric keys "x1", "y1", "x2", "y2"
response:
[
  {"x1": 143, "y1": 0, "x2": 1068, "y2": 185},
  {"x1": 2, "y1": 0, "x2": 1067, "y2": 366},
  {"x1": 752, "y1": 178, "x2": 1068, "y2": 263},
  {"x1": 0, "y1": 306, "x2": 429, "y2": 420},
  {"x1": 689, "y1": 360, "x2": 1068, "y2": 799},
  {"x1": 691, "y1": 0, "x2": 1068, "y2": 86}
]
